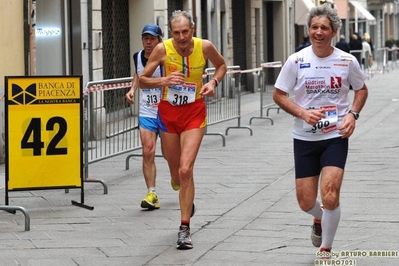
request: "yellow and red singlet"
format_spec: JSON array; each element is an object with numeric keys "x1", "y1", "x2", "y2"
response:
[{"x1": 162, "y1": 37, "x2": 206, "y2": 104}]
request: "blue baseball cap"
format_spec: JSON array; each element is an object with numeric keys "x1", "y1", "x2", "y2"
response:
[{"x1": 142, "y1": 24, "x2": 163, "y2": 37}]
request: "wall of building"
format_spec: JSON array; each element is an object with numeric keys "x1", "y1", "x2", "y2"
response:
[
  {"x1": 0, "y1": 1, "x2": 25, "y2": 85},
  {"x1": 91, "y1": 0, "x2": 103, "y2": 81},
  {"x1": 81, "y1": 0, "x2": 90, "y2": 86},
  {"x1": 250, "y1": 0, "x2": 263, "y2": 69},
  {"x1": 130, "y1": 0, "x2": 153, "y2": 73},
  {"x1": 0, "y1": 1, "x2": 25, "y2": 163}
]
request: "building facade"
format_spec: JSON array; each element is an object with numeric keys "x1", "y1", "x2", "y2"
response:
[{"x1": 1, "y1": 0, "x2": 398, "y2": 86}]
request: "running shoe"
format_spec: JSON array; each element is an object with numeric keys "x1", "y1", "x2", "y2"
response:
[
  {"x1": 177, "y1": 225, "x2": 193, "y2": 249},
  {"x1": 311, "y1": 218, "x2": 322, "y2": 247},
  {"x1": 171, "y1": 179, "x2": 180, "y2": 191},
  {"x1": 140, "y1": 191, "x2": 160, "y2": 209}
]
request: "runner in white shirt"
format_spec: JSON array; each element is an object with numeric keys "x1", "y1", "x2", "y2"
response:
[
  {"x1": 273, "y1": 4, "x2": 368, "y2": 258},
  {"x1": 276, "y1": 45, "x2": 367, "y2": 141},
  {"x1": 126, "y1": 24, "x2": 163, "y2": 210}
]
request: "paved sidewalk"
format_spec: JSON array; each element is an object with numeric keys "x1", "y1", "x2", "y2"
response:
[{"x1": 0, "y1": 66, "x2": 399, "y2": 266}]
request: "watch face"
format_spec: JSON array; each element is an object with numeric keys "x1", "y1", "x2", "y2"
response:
[{"x1": 350, "y1": 111, "x2": 359, "y2": 119}]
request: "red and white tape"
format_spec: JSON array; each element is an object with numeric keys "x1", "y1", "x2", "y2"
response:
[{"x1": 84, "y1": 82, "x2": 132, "y2": 94}]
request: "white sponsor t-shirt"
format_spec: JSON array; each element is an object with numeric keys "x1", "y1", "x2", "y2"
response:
[{"x1": 275, "y1": 46, "x2": 368, "y2": 141}]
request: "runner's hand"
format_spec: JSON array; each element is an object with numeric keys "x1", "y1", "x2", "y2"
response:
[
  {"x1": 338, "y1": 114, "x2": 356, "y2": 138},
  {"x1": 200, "y1": 81, "x2": 215, "y2": 97},
  {"x1": 303, "y1": 109, "x2": 326, "y2": 126},
  {"x1": 126, "y1": 90, "x2": 135, "y2": 104},
  {"x1": 167, "y1": 71, "x2": 185, "y2": 86}
]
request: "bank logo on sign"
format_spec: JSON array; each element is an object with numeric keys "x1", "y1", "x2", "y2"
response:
[{"x1": 10, "y1": 83, "x2": 37, "y2": 105}]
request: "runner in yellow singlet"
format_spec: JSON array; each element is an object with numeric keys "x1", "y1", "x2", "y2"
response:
[
  {"x1": 139, "y1": 10, "x2": 227, "y2": 250},
  {"x1": 158, "y1": 37, "x2": 207, "y2": 134}
]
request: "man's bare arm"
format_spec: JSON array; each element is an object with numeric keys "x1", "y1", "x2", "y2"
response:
[
  {"x1": 139, "y1": 43, "x2": 167, "y2": 88},
  {"x1": 126, "y1": 72, "x2": 139, "y2": 104},
  {"x1": 203, "y1": 40, "x2": 227, "y2": 84},
  {"x1": 351, "y1": 84, "x2": 368, "y2": 112},
  {"x1": 273, "y1": 88, "x2": 325, "y2": 126}
]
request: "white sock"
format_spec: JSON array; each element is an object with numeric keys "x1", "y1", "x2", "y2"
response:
[
  {"x1": 321, "y1": 205, "x2": 341, "y2": 248},
  {"x1": 306, "y1": 200, "x2": 323, "y2": 221},
  {"x1": 148, "y1": 187, "x2": 156, "y2": 194}
]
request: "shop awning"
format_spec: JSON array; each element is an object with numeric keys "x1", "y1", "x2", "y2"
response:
[
  {"x1": 349, "y1": 0, "x2": 377, "y2": 25},
  {"x1": 295, "y1": 0, "x2": 315, "y2": 26}
]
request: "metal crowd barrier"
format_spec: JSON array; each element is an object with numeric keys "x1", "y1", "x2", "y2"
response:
[
  {"x1": 83, "y1": 64, "x2": 270, "y2": 175},
  {"x1": 0, "y1": 206, "x2": 30, "y2": 231},
  {"x1": 249, "y1": 61, "x2": 282, "y2": 125},
  {"x1": 350, "y1": 47, "x2": 398, "y2": 75},
  {"x1": 83, "y1": 66, "x2": 253, "y2": 176},
  {"x1": 387, "y1": 46, "x2": 398, "y2": 70},
  {"x1": 203, "y1": 66, "x2": 252, "y2": 146},
  {"x1": 84, "y1": 77, "x2": 139, "y2": 193},
  {"x1": 375, "y1": 48, "x2": 389, "y2": 74}
]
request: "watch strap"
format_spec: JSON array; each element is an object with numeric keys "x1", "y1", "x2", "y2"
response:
[{"x1": 349, "y1": 110, "x2": 359, "y2": 120}]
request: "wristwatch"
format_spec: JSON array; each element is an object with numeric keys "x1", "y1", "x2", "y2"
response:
[
  {"x1": 348, "y1": 110, "x2": 359, "y2": 120},
  {"x1": 212, "y1": 78, "x2": 220, "y2": 87}
]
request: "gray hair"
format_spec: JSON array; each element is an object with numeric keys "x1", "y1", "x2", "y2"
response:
[
  {"x1": 306, "y1": 4, "x2": 341, "y2": 32},
  {"x1": 169, "y1": 10, "x2": 195, "y2": 31}
]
